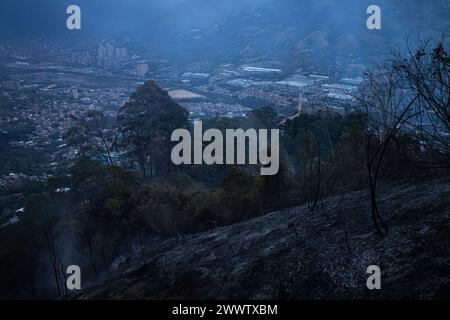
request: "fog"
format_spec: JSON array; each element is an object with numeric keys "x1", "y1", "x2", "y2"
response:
[
  {"x1": 1, "y1": 1, "x2": 447, "y2": 36},
  {"x1": 0, "y1": 1, "x2": 448, "y2": 69}
]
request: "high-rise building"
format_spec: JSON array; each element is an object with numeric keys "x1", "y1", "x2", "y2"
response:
[
  {"x1": 98, "y1": 43, "x2": 128, "y2": 67},
  {"x1": 136, "y1": 63, "x2": 149, "y2": 77},
  {"x1": 1, "y1": 80, "x2": 21, "y2": 91},
  {"x1": 298, "y1": 91, "x2": 314, "y2": 115},
  {"x1": 297, "y1": 92, "x2": 303, "y2": 114},
  {"x1": 71, "y1": 51, "x2": 92, "y2": 65},
  {"x1": 115, "y1": 47, "x2": 128, "y2": 60},
  {"x1": 98, "y1": 43, "x2": 115, "y2": 60},
  {"x1": 72, "y1": 87, "x2": 79, "y2": 100}
]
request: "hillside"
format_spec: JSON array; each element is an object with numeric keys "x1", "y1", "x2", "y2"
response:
[
  {"x1": 79, "y1": 177, "x2": 450, "y2": 299},
  {"x1": 146, "y1": 0, "x2": 450, "y2": 63}
]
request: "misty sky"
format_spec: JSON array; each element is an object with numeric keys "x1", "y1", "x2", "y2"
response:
[
  {"x1": 0, "y1": 0, "x2": 186, "y2": 38},
  {"x1": 1, "y1": 0, "x2": 447, "y2": 38},
  {"x1": 0, "y1": 0, "x2": 448, "y2": 65}
]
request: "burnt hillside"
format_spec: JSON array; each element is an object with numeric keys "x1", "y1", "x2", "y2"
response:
[{"x1": 79, "y1": 177, "x2": 450, "y2": 300}]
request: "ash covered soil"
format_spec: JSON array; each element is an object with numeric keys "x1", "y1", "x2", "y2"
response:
[{"x1": 79, "y1": 178, "x2": 450, "y2": 299}]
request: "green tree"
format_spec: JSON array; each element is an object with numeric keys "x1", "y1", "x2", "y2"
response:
[
  {"x1": 65, "y1": 110, "x2": 116, "y2": 166},
  {"x1": 117, "y1": 81, "x2": 188, "y2": 178},
  {"x1": 221, "y1": 168, "x2": 263, "y2": 221}
]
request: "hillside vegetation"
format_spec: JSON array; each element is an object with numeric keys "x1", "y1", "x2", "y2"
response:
[{"x1": 79, "y1": 177, "x2": 450, "y2": 299}]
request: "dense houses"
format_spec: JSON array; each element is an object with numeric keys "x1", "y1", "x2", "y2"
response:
[{"x1": 0, "y1": 38, "x2": 365, "y2": 192}]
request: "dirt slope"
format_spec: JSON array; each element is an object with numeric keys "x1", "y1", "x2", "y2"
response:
[{"x1": 79, "y1": 178, "x2": 450, "y2": 299}]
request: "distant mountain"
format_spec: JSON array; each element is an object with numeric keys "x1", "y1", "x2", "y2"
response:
[
  {"x1": 1, "y1": 0, "x2": 448, "y2": 65},
  {"x1": 143, "y1": 0, "x2": 450, "y2": 64}
]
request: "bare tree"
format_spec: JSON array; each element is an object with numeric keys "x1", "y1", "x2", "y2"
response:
[
  {"x1": 354, "y1": 64, "x2": 420, "y2": 236},
  {"x1": 394, "y1": 41, "x2": 450, "y2": 166},
  {"x1": 65, "y1": 110, "x2": 117, "y2": 166},
  {"x1": 40, "y1": 210, "x2": 67, "y2": 297}
]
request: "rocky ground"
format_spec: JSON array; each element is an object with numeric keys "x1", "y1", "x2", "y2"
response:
[{"x1": 79, "y1": 177, "x2": 450, "y2": 299}]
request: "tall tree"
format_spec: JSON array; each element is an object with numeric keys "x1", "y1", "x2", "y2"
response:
[
  {"x1": 117, "y1": 81, "x2": 188, "y2": 178},
  {"x1": 65, "y1": 110, "x2": 116, "y2": 166},
  {"x1": 355, "y1": 63, "x2": 420, "y2": 236},
  {"x1": 394, "y1": 42, "x2": 450, "y2": 166}
]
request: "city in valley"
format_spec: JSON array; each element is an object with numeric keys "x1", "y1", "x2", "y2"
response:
[{"x1": 0, "y1": 35, "x2": 362, "y2": 193}]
